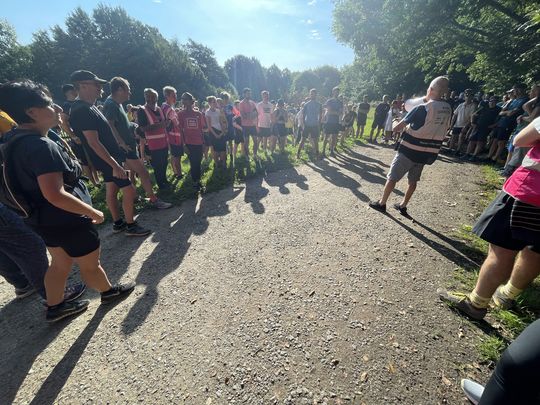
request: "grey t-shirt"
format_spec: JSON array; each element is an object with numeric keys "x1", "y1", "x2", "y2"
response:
[
  {"x1": 302, "y1": 100, "x2": 322, "y2": 127},
  {"x1": 102, "y1": 96, "x2": 136, "y2": 148},
  {"x1": 324, "y1": 98, "x2": 343, "y2": 124}
]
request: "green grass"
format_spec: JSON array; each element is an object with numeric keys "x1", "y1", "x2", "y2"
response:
[
  {"x1": 478, "y1": 335, "x2": 506, "y2": 363},
  {"x1": 450, "y1": 163, "x2": 540, "y2": 362}
]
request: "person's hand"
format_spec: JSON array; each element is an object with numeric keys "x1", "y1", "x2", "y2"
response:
[
  {"x1": 88, "y1": 208, "x2": 105, "y2": 224},
  {"x1": 517, "y1": 115, "x2": 523, "y2": 124},
  {"x1": 112, "y1": 164, "x2": 127, "y2": 179}
]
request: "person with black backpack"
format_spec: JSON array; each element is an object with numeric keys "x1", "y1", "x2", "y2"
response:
[{"x1": 0, "y1": 80, "x2": 135, "y2": 322}]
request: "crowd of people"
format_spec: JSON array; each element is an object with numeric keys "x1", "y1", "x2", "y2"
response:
[{"x1": 1, "y1": 71, "x2": 539, "y2": 403}]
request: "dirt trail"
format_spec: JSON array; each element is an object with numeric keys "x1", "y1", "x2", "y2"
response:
[{"x1": 0, "y1": 144, "x2": 489, "y2": 404}]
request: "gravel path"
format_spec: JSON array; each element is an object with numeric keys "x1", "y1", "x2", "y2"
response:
[{"x1": 0, "y1": 144, "x2": 490, "y2": 404}]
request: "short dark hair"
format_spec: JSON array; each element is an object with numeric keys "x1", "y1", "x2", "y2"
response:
[
  {"x1": 110, "y1": 77, "x2": 129, "y2": 94},
  {"x1": 0, "y1": 80, "x2": 52, "y2": 124},
  {"x1": 243, "y1": 88, "x2": 251, "y2": 94},
  {"x1": 62, "y1": 84, "x2": 75, "y2": 95}
]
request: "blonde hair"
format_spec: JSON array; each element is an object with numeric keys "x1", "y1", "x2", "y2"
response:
[{"x1": 162, "y1": 86, "x2": 176, "y2": 98}]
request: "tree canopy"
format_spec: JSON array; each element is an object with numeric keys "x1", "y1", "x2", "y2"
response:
[{"x1": 333, "y1": 0, "x2": 540, "y2": 98}]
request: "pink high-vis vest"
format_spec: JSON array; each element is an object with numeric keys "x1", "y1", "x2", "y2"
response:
[
  {"x1": 162, "y1": 103, "x2": 182, "y2": 146},
  {"x1": 504, "y1": 144, "x2": 540, "y2": 207},
  {"x1": 143, "y1": 105, "x2": 168, "y2": 150}
]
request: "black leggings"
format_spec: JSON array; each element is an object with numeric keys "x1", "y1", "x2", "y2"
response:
[
  {"x1": 186, "y1": 144, "x2": 203, "y2": 183},
  {"x1": 150, "y1": 147, "x2": 169, "y2": 188},
  {"x1": 480, "y1": 319, "x2": 540, "y2": 404}
]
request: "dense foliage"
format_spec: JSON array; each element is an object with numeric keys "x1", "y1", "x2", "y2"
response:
[{"x1": 333, "y1": 0, "x2": 540, "y2": 99}]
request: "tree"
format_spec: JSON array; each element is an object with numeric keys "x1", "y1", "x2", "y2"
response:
[
  {"x1": 333, "y1": 0, "x2": 540, "y2": 94},
  {"x1": 0, "y1": 20, "x2": 31, "y2": 82},
  {"x1": 183, "y1": 39, "x2": 233, "y2": 93},
  {"x1": 224, "y1": 55, "x2": 267, "y2": 97}
]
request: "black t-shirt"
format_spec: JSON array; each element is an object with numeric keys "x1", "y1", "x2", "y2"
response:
[
  {"x1": 137, "y1": 107, "x2": 162, "y2": 128},
  {"x1": 70, "y1": 99, "x2": 122, "y2": 170},
  {"x1": 374, "y1": 102, "x2": 390, "y2": 121},
  {"x1": 476, "y1": 105, "x2": 502, "y2": 128},
  {"x1": 233, "y1": 115, "x2": 242, "y2": 136},
  {"x1": 357, "y1": 102, "x2": 370, "y2": 116},
  {"x1": 62, "y1": 100, "x2": 75, "y2": 116},
  {"x1": 6, "y1": 129, "x2": 90, "y2": 227}
]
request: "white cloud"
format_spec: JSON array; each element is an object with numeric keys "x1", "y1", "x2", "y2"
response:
[
  {"x1": 309, "y1": 29, "x2": 321, "y2": 40},
  {"x1": 301, "y1": 18, "x2": 315, "y2": 25},
  {"x1": 308, "y1": 0, "x2": 317, "y2": 5},
  {"x1": 228, "y1": 0, "x2": 302, "y2": 16},
  {"x1": 152, "y1": 0, "x2": 162, "y2": 3}
]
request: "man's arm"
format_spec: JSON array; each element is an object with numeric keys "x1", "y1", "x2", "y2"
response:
[
  {"x1": 513, "y1": 119, "x2": 540, "y2": 147},
  {"x1": 107, "y1": 119, "x2": 131, "y2": 151},
  {"x1": 82, "y1": 130, "x2": 126, "y2": 178},
  {"x1": 393, "y1": 119, "x2": 408, "y2": 133}
]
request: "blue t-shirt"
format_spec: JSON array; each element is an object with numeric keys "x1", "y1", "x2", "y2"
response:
[
  {"x1": 497, "y1": 97, "x2": 528, "y2": 129},
  {"x1": 302, "y1": 100, "x2": 322, "y2": 127},
  {"x1": 404, "y1": 105, "x2": 428, "y2": 130}
]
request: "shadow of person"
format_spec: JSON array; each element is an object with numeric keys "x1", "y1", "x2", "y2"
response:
[
  {"x1": 342, "y1": 147, "x2": 390, "y2": 167},
  {"x1": 0, "y1": 299, "x2": 67, "y2": 405},
  {"x1": 27, "y1": 302, "x2": 125, "y2": 405},
  {"x1": 120, "y1": 199, "x2": 201, "y2": 335},
  {"x1": 244, "y1": 172, "x2": 269, "y2": 214},
  {"x1": 385, "y1": 213, "x2": 480, "y2": 270},
  {"x1": 306, "y1": 160, "x2": 370, "y2": 202},
  {"x1": 264, "y1": 166, "x2": 309, "y2": 194},
  {"x1": 412, "y1": 218, "x2": 486, "y2": 265}
]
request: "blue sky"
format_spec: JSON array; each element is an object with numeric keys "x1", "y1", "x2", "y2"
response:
[{"x1": 4, "y1": 0, "x2": 354, "y2": 71}]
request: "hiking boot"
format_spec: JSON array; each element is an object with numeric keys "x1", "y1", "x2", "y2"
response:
[
  {"x1": 437, "y1": 288, "x2": 487, "y2": 320},
  {"x1": 393, "y1": 203, "x2": 408, "y2": 216},
  {"x1": 101, "y1": 281, "x2": 136, "y2": 304},
  {"x1": 113, "y1": 219, "x2": 127, "y2": 233},
  {"x1": 150, "y1": 198, "x2": 172, "y2": 210},
  {"x1": 15, "y1": 283, "x2": 36, "y2": 299},
  {"x1": 46, "y1": 300, "x2": 89, "y2": 323},
  {"x1": 492, "y1": 285, "x2": 516, "y2": 310},
  {"x1": 125, "y1": 222, "x2": 151, "y2": 237},
  {"x1": 461, "y1": 379, "x2": 484, "y2": 405},
  {"x1": 368, "y1": 201, "x2": 386, "y2": 213},
  {"x1": 64, "y1": 283, "x2": 87, "y2": 302}
]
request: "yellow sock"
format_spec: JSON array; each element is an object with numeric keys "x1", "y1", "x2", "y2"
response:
[
  {"x1": 469, "y1": 290, "x2": 490, "y2": 308},
  {"x1": 500, "y1": 282, "x2": 523, "y2": 300}
]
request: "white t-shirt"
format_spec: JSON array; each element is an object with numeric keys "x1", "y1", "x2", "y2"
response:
[
  {"x1": 257, "y1": 101, "x2": 273, "y2": 128},
  {"x1": 205, "y1": 108, "x2": 221, "y2": 131},
  {"x1": 453, "y1": 102, "x2": 476, "y2": 128}
]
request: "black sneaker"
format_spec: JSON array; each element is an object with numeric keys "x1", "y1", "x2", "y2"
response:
[
  {"x1": 113, "y1": 220, "x2": 127, "y2": 233},
  {"x1": 15, "y1": 283, "x2": 36, "y2": 299},
  {"x1": 393, "y1": 203, "x2": 409, "y2": 216},
  {"x1": 64, "y1": 283, "x2": 87, "y2": 302},
  {"x1": 125, "y1": 222, "x2": 151, "y2": 237},
  {"x1": 368, "y1": 201, "x2": 386, "y2": 213},
  {"x1": 46, "y1": 300, "x2": 89, "y2": 323},
  {"x1": 101, "y1": 281, "x2": 136, "y2": 304}
]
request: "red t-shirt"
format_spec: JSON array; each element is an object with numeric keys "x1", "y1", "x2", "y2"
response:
[{"x1": 177, "y1": 109, "x2": 205, "y2": 145}]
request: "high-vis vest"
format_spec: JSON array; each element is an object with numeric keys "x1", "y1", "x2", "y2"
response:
[
  {"x1": 504, "y1": 144, "x2": 540, "y2": 207},
  {"x1": 143, "y1": 105, "x2": 168, "y2": 150},
  {"x1": 398, "y1": 99, "x2": 452, "y2": 165},
  {"x1": 161, "y1": 103, "x2": 182, "y2": 146}
]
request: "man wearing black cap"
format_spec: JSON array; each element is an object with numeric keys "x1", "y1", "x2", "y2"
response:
[
  {"x1": 69, "y1": 70, "x2": 150, "y2": 236},
  {"x1": 486, "y1": 83, "x2": 529, "y2": 163}
]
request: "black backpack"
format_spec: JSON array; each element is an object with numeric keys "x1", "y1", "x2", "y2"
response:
[{"x1": 0, "y1": 131, "x2": 40, "y2": 218}]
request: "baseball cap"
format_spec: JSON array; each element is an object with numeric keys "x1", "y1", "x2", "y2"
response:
[{"x1": 70, "y1": 70, "x2": 108, "y2": 84}]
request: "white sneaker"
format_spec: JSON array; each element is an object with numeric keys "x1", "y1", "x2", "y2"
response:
[{"x1": 461, "y1": 379, "x2": 484, "y2": 405}]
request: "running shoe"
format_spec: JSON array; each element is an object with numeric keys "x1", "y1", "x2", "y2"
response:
[
  {"x1": 125, "y1": 222, "x2": 151, "y2": 237},
  {"x1": 15, "y1": 283, "x2": 36, "y2": 299},
  {"x1": 461, "y1": 379, "x2": 484, "y2": 405},
  {"x1": 150, "y1": 198, "x2": 172, "y2": 210},
  {"x1": 437, "y1": 288, "x2": 487, "y2": 320},
  {"x1": 113, "y1": 219, "x2": 127, "y2": 233},
  {"x1": 64, "y1": 283, "x2": 87, "y2": 302},
  {"x1": 368, "y1": 201, "x2": 386, "y2": 213},
  {"x1": 101, "y1": 281, "x2": 136, "y2": 304},
  {"x1": 46, "y1": 300, "x2": 89, "y2": 323},
  {"x1": 492, "y1": 285, "x2": 516, "y2": 310}
]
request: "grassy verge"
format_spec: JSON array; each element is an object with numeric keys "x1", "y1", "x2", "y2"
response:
[{"x1": 451, "y1": 164, "x2": 540, "y2": 362}]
